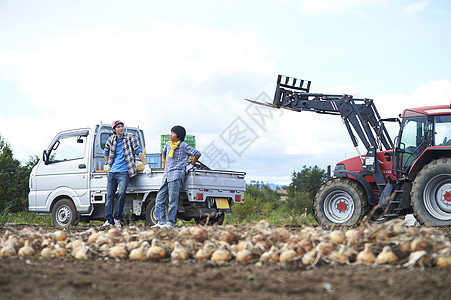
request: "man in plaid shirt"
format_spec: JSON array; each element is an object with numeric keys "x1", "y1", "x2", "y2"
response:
[
  {"x1": 103, "y1": 120, "x2": 151, "y2": 227},
  {"x1": 153, "y1": 125, "x2": 201, "y2": 228}
]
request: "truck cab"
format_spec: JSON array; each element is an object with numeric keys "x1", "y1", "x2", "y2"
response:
[
  {"x1": 29, "y1": 127, "x2": 93, "y2": 215},
  {"x1": 29, "y1": 124, "x2": 246, "y2": 228}
]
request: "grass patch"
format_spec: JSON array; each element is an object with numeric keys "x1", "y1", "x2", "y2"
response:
[
  {"x1": 225, "y1": 211, "x2": 317, "y2": 226},
  {"x1": 0, "y1": 211, "x2": 52, "y2": 225},
  {"x1": 1, "y1": 210, "x2": 317, "y2": 227}
]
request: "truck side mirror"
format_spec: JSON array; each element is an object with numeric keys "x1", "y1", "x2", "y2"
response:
[{"x1": 43, "y1": 150, "x2": 49, "y2": 165}]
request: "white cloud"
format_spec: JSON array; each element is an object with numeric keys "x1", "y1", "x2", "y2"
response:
[
  {"x1": 299, "y1": 0, "x2": 386, "y2": 15},
  {"x1": 375, "y1": 79, "x2": 451, "y2": 138},
  {"x1": 0, "y1": 20, "x2": 276, "y2": 162},
  {"x1": 319, "y1": 85, "x2": 360, "y2": 96},
  {"x1": 401, "y1": 1, "x2": 429, "y2": 17},
  {"x1": 365, "y1": 79, "x2": 451, "y2": 162}
]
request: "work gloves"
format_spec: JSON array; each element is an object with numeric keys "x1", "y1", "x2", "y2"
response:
[{"x1": 144, "y1": 165, "x2": 152, "y2": 176}]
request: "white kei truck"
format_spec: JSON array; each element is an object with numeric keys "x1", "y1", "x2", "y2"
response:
[{"x1": 28, "y1": 124, "x2": 246, "y2": 228}]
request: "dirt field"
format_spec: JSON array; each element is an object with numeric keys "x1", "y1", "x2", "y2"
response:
[{"x1": 1, "y1": 223, "x2": 450, "y2": 300}]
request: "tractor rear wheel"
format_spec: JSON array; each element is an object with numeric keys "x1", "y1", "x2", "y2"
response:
[
  {"x1": 314, "y1": 177, "x2": 368, "y2": 226},
  {"x1": 411, "y1": 158, "x2": 451, "y2": 226}
]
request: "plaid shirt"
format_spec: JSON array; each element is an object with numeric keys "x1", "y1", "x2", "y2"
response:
[
  {"x1": 105, "y1": 133, "x2": 141, "y2": 178},
  {"x1": 162, "y1": 141, "x2": 201, "y2": 182}
]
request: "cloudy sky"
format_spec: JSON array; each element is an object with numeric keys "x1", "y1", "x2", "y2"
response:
[{"x1": 1, "y1": 0, "x2": 450, "y2": 185}]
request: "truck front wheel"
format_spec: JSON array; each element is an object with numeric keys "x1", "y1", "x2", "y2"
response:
[
  {"x1": 411, "y1": 158, "x2": 451, "y2": 226},
  {"x1": 51, "y1": 198, "x2": 78, "y2": 228},
  {"x1": 314, "y1": 178, "x2": 368, "y2": 226}
]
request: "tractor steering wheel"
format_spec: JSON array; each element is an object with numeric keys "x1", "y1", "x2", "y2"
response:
[
  {"x1": 405, "y1": 146, "x2": 416, "y2": 154},
  {"x1": 442, "y1": 137, "x2": 451, "y2": 146}
]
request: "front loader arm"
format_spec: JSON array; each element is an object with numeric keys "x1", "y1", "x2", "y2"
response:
[
  {"x1": 249, "y1": 74, "x2": 397, "y2": 188},
  {"x1": 272, "y1": 75, "x2": 393, "y2": 152}
]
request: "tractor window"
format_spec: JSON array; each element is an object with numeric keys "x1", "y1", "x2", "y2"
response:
[
  {"x1": 435, "y1": 115, "x2": 451, "y2": 146},
  {"x1": 399, "y1": 120, "x2": 417, "y2": 149},
  {"x1": 399, "y1": 116, "x2": 430, "y2": 149}
]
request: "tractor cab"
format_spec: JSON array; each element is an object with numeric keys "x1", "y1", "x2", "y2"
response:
[{"x1": 394, "y1": 106, "x2": 451, "y2": 178}]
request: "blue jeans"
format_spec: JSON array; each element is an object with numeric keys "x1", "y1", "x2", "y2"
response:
[
  {"x1": 105, "y1": 171, "x2": 129, "y2": 224},
  {"x1": 154, "y1": 179, "x2": 182, "y2": 226}
]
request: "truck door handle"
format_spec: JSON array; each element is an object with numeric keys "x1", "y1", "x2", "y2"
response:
[{"x1": 78, "y1": 164, "x2": 87, "y2": 169}]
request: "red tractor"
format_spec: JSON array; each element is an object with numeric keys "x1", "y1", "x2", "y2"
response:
[{"x1": 252, "y1": 75, "x2": 451, "y2": 226}]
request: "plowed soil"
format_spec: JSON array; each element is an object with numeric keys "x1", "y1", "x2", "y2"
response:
[{"x1": 1, "y1": 224, "x2": 450, "y2": 300}]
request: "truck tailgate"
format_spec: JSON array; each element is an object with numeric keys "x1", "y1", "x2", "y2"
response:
[{"x1": 184, "y1": 169, "x2": 246, "y2": 191}]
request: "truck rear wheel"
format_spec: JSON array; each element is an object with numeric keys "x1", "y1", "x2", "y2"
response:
[
  {"x1": 314, "y1": 178, "x2": 368, "y2": 226},
  {"x1": 195, "y1": 211, "x2": 225, "y2": 225},
  {"x1": 213, "y1": 212, "x2": 225, "y2": 225},
  {"x1": 51, "y1": 198, "x2": 78, "y2": 228},
  {"x1": 411, "y1": 158, "x2": 451, "y2": 226},
  {"x1": 145, "y1": 197, "x2": 157, "y2": 226}
]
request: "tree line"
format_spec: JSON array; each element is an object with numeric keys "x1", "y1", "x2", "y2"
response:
[
  {"x1": 0, "y1": 134, "x2": 39, "y2": 213},
  {"x1": 229, "y1": 166, "x2": 328, "y2": 224}
]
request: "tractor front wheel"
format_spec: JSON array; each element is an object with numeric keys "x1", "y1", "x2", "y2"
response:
[
  {"x1": 411, "y1": 158, "x2": 451, "y2": 226},
  {"x1": 314, "y1": 178, "x2": 368, "y2": 226}
]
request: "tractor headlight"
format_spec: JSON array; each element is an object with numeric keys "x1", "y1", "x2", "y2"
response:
[{"x1": 334, "y1": 164, "x2": 346, "y2": 171}]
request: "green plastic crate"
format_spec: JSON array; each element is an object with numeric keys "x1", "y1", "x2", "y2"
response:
[{"x1": 160, "y1": 134, "x2": 196, "y2": 151}]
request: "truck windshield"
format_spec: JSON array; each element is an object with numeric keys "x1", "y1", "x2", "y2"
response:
[
  {"x1": 397, "y1": 112, "x2": 433, "y2": 173},
  {"x1": 435, "y1": 115, "x2": 451, "y2": 146}
]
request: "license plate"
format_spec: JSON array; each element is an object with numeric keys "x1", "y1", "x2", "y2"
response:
[{"x1": 215, "y1": 198, "x2": 230, "y2": 209}]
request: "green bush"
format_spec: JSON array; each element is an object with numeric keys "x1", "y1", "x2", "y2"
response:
[
  {"x1": 226, "y1": 180, "x2": 319, "y2": 226},
  {"x1": 286, "y1": 165, "x2": 327, "y2": 214},
  {"x1": 228, "y1": 193, "x2": 275, "y2": 223},
  {"x1": 281, "y1": 190, "x2": 312, "y2": 215}
]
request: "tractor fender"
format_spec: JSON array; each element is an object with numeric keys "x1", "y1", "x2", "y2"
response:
[
  {"x1": 334, "y1": 170, "x2": 376, "y2": 205},
  {"x1": 408, "y1": 148, "x2": 451, "y2": 181}
]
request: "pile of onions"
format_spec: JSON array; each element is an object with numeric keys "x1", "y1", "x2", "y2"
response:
[{"x1": 0, "y1": 218, "x2": 449, "y2": 268}]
